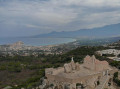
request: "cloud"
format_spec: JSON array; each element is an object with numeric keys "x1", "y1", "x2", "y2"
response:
[{"x1": 0, "y1": 0, "x2": 120, "y2": 37}]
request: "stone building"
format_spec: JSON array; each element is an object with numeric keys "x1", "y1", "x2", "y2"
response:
[{"x1": 44, "y1": 55, "x2": 117, "y2": 89}]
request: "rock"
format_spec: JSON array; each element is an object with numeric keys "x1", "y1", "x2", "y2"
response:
[
  {"x1": 64, "y1": 57, "x2": 81, "y2": 73},
  {"x1": 64, "y1": 64, "x2": 72, "y2": 73},
  {"x1": 76, "y1": 62, "x2": 80, "y2": 70}
]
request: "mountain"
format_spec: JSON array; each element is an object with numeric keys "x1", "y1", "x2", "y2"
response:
[{"x1": 34, "y1": 23, "x2": 120, "y2": 38}]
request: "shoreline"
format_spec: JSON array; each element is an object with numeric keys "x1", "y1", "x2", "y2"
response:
[{"x1": 0, "y1": 37, "x2": 76, "y2": 47}]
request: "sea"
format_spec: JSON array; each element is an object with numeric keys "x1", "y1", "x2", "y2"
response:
[{"x1": 0, "y1": 37, "x2": 76, "y2": 46}]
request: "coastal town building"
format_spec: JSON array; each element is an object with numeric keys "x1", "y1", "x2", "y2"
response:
[
  {"x1": 96, "y1": 49, "x2": 120, "y2": 56},
  {"x1": 42, "y1": 55, "x2": 117, "y2": 89}
]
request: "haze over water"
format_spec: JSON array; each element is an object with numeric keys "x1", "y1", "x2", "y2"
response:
[{"x1": 0, "y1": 37, "x2": 75, "y2": 46}]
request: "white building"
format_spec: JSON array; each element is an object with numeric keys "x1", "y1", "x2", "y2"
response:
[{"x1": 97, "y1": 49, "x2": 120, "y2": 56}]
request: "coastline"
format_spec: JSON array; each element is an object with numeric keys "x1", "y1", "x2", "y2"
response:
[{"x1": 0, "y1": 37, "x2": 76, "y2": 46}]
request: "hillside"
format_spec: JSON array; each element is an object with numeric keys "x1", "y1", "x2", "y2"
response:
[
  {"x1": 34, "y1": 23, "x2": 120, "y2": 38},
  {"x1": 0, "y1": 45, "x2": 111, "y2": 89}
]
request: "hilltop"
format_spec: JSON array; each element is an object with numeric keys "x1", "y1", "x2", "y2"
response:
[{"x1": 34, "y1": 23, "x2": 120, "y2": 38}]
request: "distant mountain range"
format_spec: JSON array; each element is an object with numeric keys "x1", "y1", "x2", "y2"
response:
[{"x1": 34, "y1": 23, "x2": 120, "y2": 38}]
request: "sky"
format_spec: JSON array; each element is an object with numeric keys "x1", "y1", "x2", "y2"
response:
[{"x1": 0, "y1": 0, "x2": 120, "y2": 37}]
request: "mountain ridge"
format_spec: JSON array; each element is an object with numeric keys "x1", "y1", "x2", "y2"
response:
[{"x1": 34, "y1": 23, "x2": 120, "y2": 38}]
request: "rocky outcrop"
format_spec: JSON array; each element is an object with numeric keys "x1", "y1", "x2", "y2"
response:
[
  {"x1": 64, "y1": 64, "x2": 72, "y2": 73},
  {"x1": 45, "y1": 55, "x2": 113, "y2": 89},
  {"x1": 83, "y1": 55, "x2": 110, "y2": 71},
  {"x1": 64, "y1": 57, "x2": 80, "y2": 73},
  {"x1": 86, "y1": 76, "x2": 98, "y2": 89}
]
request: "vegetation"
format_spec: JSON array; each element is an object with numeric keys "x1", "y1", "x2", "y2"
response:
[
  {"x1": 110, "y1": 61, "x2": 120, "y2": 69},
  {"x1": 113, "y1": 72, "x2": 120, "y2": 86},
  {"x1": 0, "y1": 46, "x2": 115, "y2": 89},
  {"x1": 102, "y1": 54, "x2": 115, "y2": 57}
]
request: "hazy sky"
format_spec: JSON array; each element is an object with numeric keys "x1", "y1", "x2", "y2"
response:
[{"x1": 0, "y1": 0, "x2": 120, "y2": 37}]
